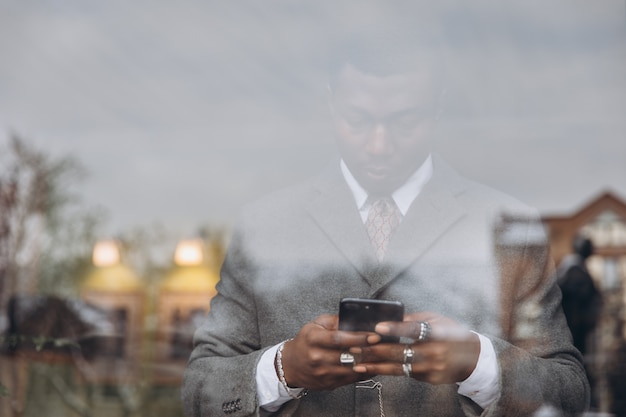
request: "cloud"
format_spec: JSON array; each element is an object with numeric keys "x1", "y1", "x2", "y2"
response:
[{"x1": 0, "y1": 1, "x2": 624, "y2": 236}]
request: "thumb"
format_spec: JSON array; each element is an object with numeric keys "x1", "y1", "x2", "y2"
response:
[{"x1": 312, "y1": 314, "x2": 339, "y2": 330}]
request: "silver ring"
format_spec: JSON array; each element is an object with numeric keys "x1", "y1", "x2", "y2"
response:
[
  {"x1": 340, "y1": 352, "x2": 355, "y2": 366},
  {"x1": 417, "y1": 321, "x2": 431, "y2": 342},
  {"x1": 402, "y1": 363, "x2": 412, "y2": 378},
  {"x1": 403, "y1": 345, "x2": 415, "y2": 364}
]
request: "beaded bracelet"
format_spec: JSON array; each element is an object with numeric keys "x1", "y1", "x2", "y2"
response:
[{"x1": 275, "y1": 339, "x2": 308, "y2": 399}]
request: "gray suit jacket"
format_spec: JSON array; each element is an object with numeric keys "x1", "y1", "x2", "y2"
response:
[{"x1": 182, "y1": 156, "x2": 588, "y2": 417}]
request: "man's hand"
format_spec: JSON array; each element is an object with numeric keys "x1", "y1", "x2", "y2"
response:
[
  {"x1": 350, "y1": 312, "x2": 480, "y2": 385},
  {"x1": 279, "y1": 314, "x2": 379, "y2": 391}
]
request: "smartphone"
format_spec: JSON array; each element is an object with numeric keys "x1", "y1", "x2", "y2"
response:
[{"x1": 338, "y1": 298, "x2": 404, "y2": 343}]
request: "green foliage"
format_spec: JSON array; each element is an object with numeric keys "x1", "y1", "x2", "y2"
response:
[
  {"x1": 0, "y1": 133, "x2": 107, "y2": 299},
  {"x1": 37, "y1": 208, "x2": 106, "y2": 296}
]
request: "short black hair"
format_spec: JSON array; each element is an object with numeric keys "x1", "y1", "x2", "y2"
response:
[
  {"x1": 573, "y1": 235, "x2": 594, "y2": 259},
  {"x1": 327, "y1": 23, "x2": 445, "y2": 90}
]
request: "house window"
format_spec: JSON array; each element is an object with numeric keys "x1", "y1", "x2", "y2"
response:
[{"x1": 580, "y1": 210, "x2": 626, "y2": 248}]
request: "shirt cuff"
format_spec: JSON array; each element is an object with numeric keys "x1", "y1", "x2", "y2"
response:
[
  {"x1": 256, "y1": 343, "x2": 304, "y2": 412},
  {"x1": 456, "y1": 332, "x2": 500, "y2": 409}
]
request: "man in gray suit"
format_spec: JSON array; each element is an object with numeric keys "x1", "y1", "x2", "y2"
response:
[{"x1": 182, "y1": 30, "x2": 589, "y2": 417}]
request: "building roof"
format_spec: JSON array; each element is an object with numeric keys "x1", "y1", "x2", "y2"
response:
[{"x1": 543, "y1": 190, "x2": 626, "y2": 225}]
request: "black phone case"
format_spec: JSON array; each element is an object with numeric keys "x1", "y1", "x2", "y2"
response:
[{"x1": 338, "y1": 298, "x2": 404, "y2": 343}]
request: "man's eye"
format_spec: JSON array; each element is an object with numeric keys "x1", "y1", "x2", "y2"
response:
[
  {"x1": 344, "y1": 116, "x2": 373, "y2": 130},
  {"x1": 392, "y1": 115, "x2": 423, "y2": 131}
]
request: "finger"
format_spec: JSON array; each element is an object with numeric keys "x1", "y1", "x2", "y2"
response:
[
  {"x1": 353, "y1": 355, "x2": 437, "y2": 380},
  {"x1": 376, "y1": 313, "x2": 472, "y2": 341},
  {"x1": 303, "y1": 323, "x2": 378, "y2": 349},
  {"x1": 353, "y1": 362, "x2": 405, "y2": 376},
  {"x1": 329, "y1": 330, "x2": 380, "y2": 348},
  {"x1": 375, "y1": 320, "x2": 432, "y2": 341},
  {"x1": 312, "y1": 314, "x2": 339, "y2": 330},
  {"x1": 352, "y1": 353, "x2": 437, "y2": 375},
  {"x1": 311, "y1": 315, "x2": 381, "y2": 345},
  {"x1": 352, "y1": 343, "x2": 427, "y2": 364},
  {"x1": 374, "y1": 311, "x2": 436, "y2": 338}
]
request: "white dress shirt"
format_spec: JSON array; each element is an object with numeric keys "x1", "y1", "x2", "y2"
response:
[{"x1": 257, "y1": 156, "x2": 500, "y2": 412}]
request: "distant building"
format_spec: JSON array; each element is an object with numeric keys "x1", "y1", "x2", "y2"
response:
[
  {"x1": 542, "y1": 190, "x2": 626, "y2": 415},
  {"x1": 542, "y1": 191, "x2": 626, "y2": 334}
]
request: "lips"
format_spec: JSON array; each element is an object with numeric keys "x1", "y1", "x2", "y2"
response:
[
  {"x1": 367, "y1": 165, "x2": 389, "y2": 172},
  {"x1": 364, "y1": 165, "x2": 391, "y2": 179}
]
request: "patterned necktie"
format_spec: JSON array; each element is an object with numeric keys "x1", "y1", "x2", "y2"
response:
[{"x1": 365, "y1": 197, "x2": 402, "y2": 262}]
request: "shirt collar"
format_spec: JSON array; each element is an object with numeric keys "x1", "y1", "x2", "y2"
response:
[{"x1": 340, "y1": 154, "x2": 433, "y2": 216}]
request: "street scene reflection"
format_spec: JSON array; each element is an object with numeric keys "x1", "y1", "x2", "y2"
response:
[{"x1": 1, "y1": 2, "x2": 625, "y2": 416}]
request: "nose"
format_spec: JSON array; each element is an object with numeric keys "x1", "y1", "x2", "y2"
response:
[{"x1": 365, "y1": 124, "x2": 393, "y2": 155}]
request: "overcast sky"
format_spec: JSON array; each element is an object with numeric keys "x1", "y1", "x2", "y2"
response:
[{"x1": 1, "y1": 1, "x2": 625, "y2": 243}]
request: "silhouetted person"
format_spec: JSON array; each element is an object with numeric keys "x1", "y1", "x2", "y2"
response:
[
  {"x1": 557, "y1": 236, "x2": 601, "y2": 356},
  {"x1": 558, "y1": 236, "x2": 602, "y2": 410}
]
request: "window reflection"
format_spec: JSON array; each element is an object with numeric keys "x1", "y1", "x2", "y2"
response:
[{"x1": 581, "y1": 210, "x2": 626, "y2": 248}]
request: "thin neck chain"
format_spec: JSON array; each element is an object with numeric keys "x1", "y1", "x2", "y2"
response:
[{"x1": 356, "y1": 379, "x2": 385, "y2": 417}]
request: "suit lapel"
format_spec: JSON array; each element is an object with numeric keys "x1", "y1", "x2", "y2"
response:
[
  {"x1": 369, "y1": 173, "x2": 467, "y2": 295},
  {"x1": 306, "y1": 162, "x2": 379, "y2": 285},
  {"x1": 306, "y1": 156, "x2": 469, "y2": 293}
]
